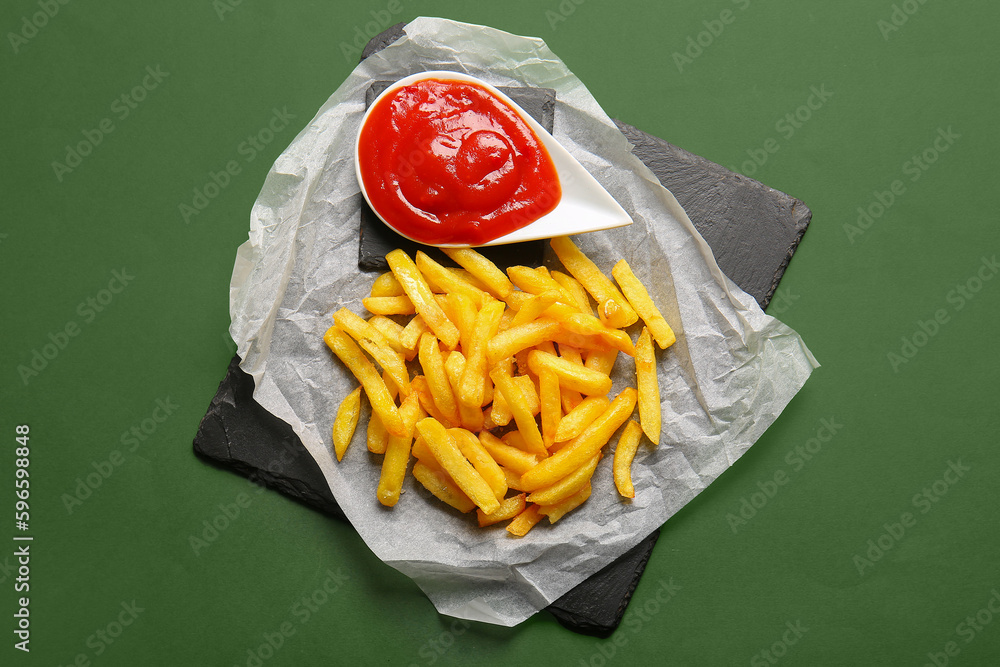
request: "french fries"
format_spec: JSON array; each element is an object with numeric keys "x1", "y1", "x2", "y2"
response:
[
  {"x1": 322, "y1": 238, "x2": 677, "y2": 535},
  {"x1": 377, "y1": 391, "x2": 425, "y2": 506},
  {"x1": 332, "y1": 387, "x2": 362, "y2": 462},
  {"x1": 416, "y1": 418, "x2": 500, "y2": 515},
  {"x1": 612, "y1": 259, "x2": 676, "y2": 349},
  {"x1": 550, "y1": 236, "x2": 637, "y2": 329},
  {"x1": 613, "y1": 421, "x2": 644, "y2": 498},
  {"x1": 635, "y1": 327, "x2": 661, "y2": 445},
  {"x1": 386, "y1": 249, "x2": 460, "y2": 349},
  {"x1": 324, "y1": 326, "x2": 404, "y2": 437}
]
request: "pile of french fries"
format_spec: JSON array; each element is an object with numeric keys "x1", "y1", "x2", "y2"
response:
[{"x1": 323, "y1": 236, "x2": 675, "y2": 537}]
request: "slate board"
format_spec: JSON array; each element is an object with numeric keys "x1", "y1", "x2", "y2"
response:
[{"x1": 193, "y1": 22, "x2": 812, "y2": 638}]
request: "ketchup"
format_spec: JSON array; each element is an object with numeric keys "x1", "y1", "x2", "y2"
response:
[{"x1": 358, "y1": 78, "x2": 561, "y2": 246}]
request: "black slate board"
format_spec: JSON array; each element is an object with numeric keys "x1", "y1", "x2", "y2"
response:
[
  {"x1": 358, "y1": 81, "x2": 553, "y2": 272},
  {"x1": 193, "y1": 21, "x2": 812, "y2": 638}
]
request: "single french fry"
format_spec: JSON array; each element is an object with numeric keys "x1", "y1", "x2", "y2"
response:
[
  {"x1": 538, "y1": 482, "x2": 592, "y2": 523},
  {"x1": 527, "y1": 350, "x2": 613, "y2": 396},
  {"x1": 416, "y1": 251, "x2": 487, "y2": 305},
  {"x1": 478, "y1": 493, "x2": 526, "y2": 527},
  {"x1": 612, "y1": 259, "x2": 676, "y2": 349},
  {"x1": 324, "y1": 326, "x2": 404, "y2": 436},
  {"x1": 458, "y1": 298, "x2": 505, "y2": 408},
  {"x1": 449, "y1": 428, "x2": 507, "y2": 501},
  {"x1": 400, "y1": 314, "x2": 429, "y2": 352},
  {"x1": 509, "y1": 290, "x2": 561, "y2": 328},
  {"x1": 520, "y1": 387, "x2": 637, "y2": 491},
  {"x1": 486, "y1": 318, "x2": 561, "y2": 366},
  {"x1": 442, "y1": 247, "x2": 513, "y2": 299},
  {"x1": 332, "y1": 386, "x2": 362, "y2": 461},
  {"x1": 480, "y1": 431, "x2": 539, "y2": 475},
  {"x1": 416, "y1": 418, "x2": 500, "y2": 514},
  {"x1": 412, "y1": 461, "x2": 476, "y2": 513},
  {"x1": 527, "y1": 452, "x2": 601, "y2": 505},
  {"x1": 506, "y1": 504, "x2": 543, "y2": 537},
  {"x1": 555, "y1": 395, "x2": 611, "y2": 442},
  {"x1": 367, "y1": 410, "x2": 388, "y2": 454},
  {"x1": 363, "y1": 295, "x2": 415, "y2": 316},
  {"x1": 550, "y1": 236, "x2": 637, "y2": 328},
  {"x1": 539, "y1": 368, "x2": 561, "y2": 449},
  {"x1": 371, "y1": 271, "x2": 404, "y2": 297},
  {"x1": 377, "y1": 392, "x2": 426, "y2": 506},
  {"x1": 490, "y1": 367, "x2": 547, "y2": 457},
  {"x1": 444, "y1": 351, "x2": 485, "y2": 432},
  {"x1": 613, "y1": 421, "x2": 644, "y2": 498},
  {"x1": 635, "y1": 327, "x2": 661, "y2": 445},
  {"x1": 418, "y1": 333, "x2": 462, "y2": 426},
  {"x1": 488, "y1": 392, "x2": 513, "y2": 427},
  {"x1": 551, "y1": 270, "x2": 594, "y2": 316},
  {"x1": 386, "y1": 249, "x2": 460, "y2": 349}
]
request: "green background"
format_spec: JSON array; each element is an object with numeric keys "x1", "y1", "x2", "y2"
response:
[{"x1": 3, "y1": 1, "x2": 998, "y2": 665}]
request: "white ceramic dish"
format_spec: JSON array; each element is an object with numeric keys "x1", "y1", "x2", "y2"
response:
[{"x1": 354, "y1": 70, "x2": 633, "y2": 248}]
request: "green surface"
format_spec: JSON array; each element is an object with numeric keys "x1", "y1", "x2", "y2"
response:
[{"x1": 2, "y1": 1, "x2": 998, "y2": 665}]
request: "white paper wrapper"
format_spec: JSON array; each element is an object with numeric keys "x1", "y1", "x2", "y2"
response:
[{"x1": 229, "y1": 17, "x2": 819, "y2": 627}]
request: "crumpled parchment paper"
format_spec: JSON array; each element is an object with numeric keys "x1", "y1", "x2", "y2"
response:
[{"x1": 229, "y1": 17, "x2": 819, "y2": 627}]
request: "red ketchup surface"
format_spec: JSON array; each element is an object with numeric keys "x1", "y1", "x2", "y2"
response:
[{"x1": 358, "y1": 78, "x2": 561, "y2": 246}]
